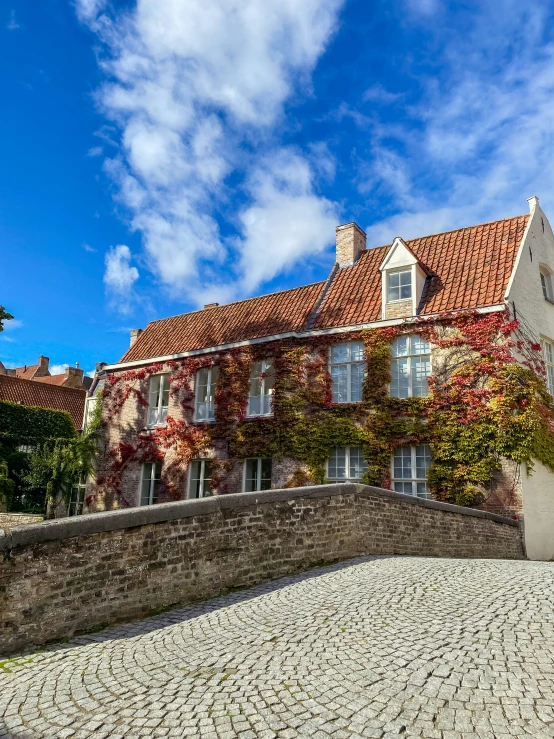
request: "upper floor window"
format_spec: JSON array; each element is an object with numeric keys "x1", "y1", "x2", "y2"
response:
[
  {"x1": 244, "y1": 458, "x2": 272, "y2": 492},
  {"x1": 189, "y1": 459, "x2": 213, "y2": 499},
  {"x1": 327, "y1": 446, "x2": 368, "y2": 482},
  {"x1": 387, "y1": 269, "x2": 412, "y2": 302},
  {"x1": 195, "y1": 366, "x2": 218, "y2": 422},
  {"x1": 391, "y1": 445, "x2": 431, "y2": 498},
  {"x1": 141, "y1": 462, "x2": 161, "y2": 506},
  {"x1": 248, "y1": 360, "x2": 275, "y2": 417},
  {"x1": 147, "y1": 374, "x2": 170, "y2": 427},
  {"x1": 540, "y1": 267, "x2": 553, "y2": 301},
  {"x1": 544, "y1": 339, "x2": 554, "y2": 396},
  {"x1": 330, "y1": 341, "x2": 365, "y2": 403},
  {"x1": 390, "y1": 335, "x2": 431, "y2": 398}
]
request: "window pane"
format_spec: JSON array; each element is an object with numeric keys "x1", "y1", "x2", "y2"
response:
[
  {"x1": 350, "y1": 363, "x2": 364, "y2": 402},
  {"x1": 260, "y1": 459, "x2": 272, "y2": 490},
  {"x1": 160, "y1": 375, "x2": 170, "y2": 421},
  {"x1": 195, "y1": 368, "x2": 209, "y2": 420},
  {"x1": 328, "y1": 447, "x2": 347, "y2": 479},
  {"x1": 400, "y1": 271, "x2": 412, "y2": 299},
  {"x1": 541, "y1": 273, "x2": 548, "y2": 299},
  {"x1": 349, "y1": 447, "x2": 367, "y2": 480},
  {"x1": 244, "y1": 459, "x2": 258, "y2": 492},
  {"x1": 411, "y1": 335, "x2": 430, "y2": 355},
  {"x1": 331, "y1": 344, "x2": 348, "y2": 363},
  {"x1": 391, "y1": 337, "x2": 408, "y2": 357},
  {"x1": 393, "y1": 481, "x2": 413, "y2": 494},
  {"x1": 548, "y1": 365, "x2": 554, "y2": 395},
  {"x1": 411, "y1": 356, "x2": 431, "y2": 397},
  {"x1": 189, "y1": 460, "x2": 202, "y2": 498},
  {"x1": 545, "y1": 341, "x2": 554, "y2": 363},
  {"x1": 331, "y1": 364, "x2": 348, "y2": 403},
  {"x1": 350, "y1": 342, "x2": 365, "y2": 362},
  {"x1": 262, "y1": 373, "x2": 274, "y2": 415},
  {"x1": 388, "y1": 272, "x2": 400, "y2": 302},
  {"x1": 248, "y1": 394, "x2": 262, "y2": 416},
  {"x1": 416, "y1": 482, "x2": 429, "y2": 498},
  {"x1": 393, "y1": 447, "x2": 412, "y2": 479},
  {"x1": 415, "y1": 445, "x2": 432, "y2": 479},
  {"x1": 390, "y1": 358, "x2": 409, "y2": 399},
  {"x1": 203, "y1": 461, "x2": 213, "y2": 497}
]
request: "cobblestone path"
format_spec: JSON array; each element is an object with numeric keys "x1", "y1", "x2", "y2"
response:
[{"x1": 1, "y1": 556, "x2": 554, "y2": 739}]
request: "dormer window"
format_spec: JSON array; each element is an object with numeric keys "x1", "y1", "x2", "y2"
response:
[
  {"x1": 387, "y1": 270, "x2": 412, "y2": 302},
  {"x1": 540, "y1": 266, "x2": 553, "y2": 301}
]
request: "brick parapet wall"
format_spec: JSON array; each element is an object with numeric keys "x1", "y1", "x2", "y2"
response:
[{"x1": 0, "y1": 484, "x2": 523, "y2": 656}]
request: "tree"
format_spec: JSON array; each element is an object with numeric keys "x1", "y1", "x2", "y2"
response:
[{"x1": 0, "y1": 305, "x2": 13, "y2": 332}]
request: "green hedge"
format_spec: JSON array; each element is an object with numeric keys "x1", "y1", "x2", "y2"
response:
[{"x1": 0, "y1": 400, "x2": 76, "y2": 443}]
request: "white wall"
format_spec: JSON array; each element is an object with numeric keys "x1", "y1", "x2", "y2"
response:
[{"x1": 506, "y1": 197, "x2": 554, "y2": 560}]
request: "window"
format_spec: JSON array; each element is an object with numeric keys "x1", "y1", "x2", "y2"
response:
[
  {"x1": 330, "y1": 342, "x2": 365, "y2": 403},
  {"x1": 544, "y1": 339, "x2": 554, "y2": 396},
  {"x1": 244, "y1": 458, "x2": 272, "y2": 492},
  {"x1": 141, "y1": 462, "x2": 162, "y2": 506},
  {"x1": 188, "y1": 460, "x2": 213, "y2": 499},
  {"x1": 248, "y1": 360, "x2": 275, "y2": 417},
  {"x1": 327, "y1": 447, "x2": 368, "y2": 482},
  {"x1": 194, "y1": 366, "x2": 218, "y2": 422},
  {"x1": 540, "y1": 267, "x2": 553, "y2": 301},
  {"x1": 388, "y1": 270, "x2": 412, "y2": 302},
  {"x1": 68, "y1": 477, "x2": 86, "y2": 516},
  {"x1": 390, "y1": 335, "x2": 431, "y2": 398},
  {"x1": 147, "y1": 374, "x2": 170, "y2": 427},
  {"x1": 391, "y1": 445, "x2": 431, "y2": 498}
]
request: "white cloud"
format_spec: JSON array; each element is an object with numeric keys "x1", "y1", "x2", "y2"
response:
[
  {"x1": 2, "y1": 319, "x2": 23, "y2": 332},
  {"x1": 362, "y1": 3, "x2": 554, "y2": 246},
  {"x1": 104, "y1": 244, "x2": 139, "y2": 311},
  {"x1": 49, "y1": 364, "x2": 69, "y2": 376},
  {"x1": 7, "y1": 10, "x2": 20, "y2": 30},
  {"x1": 75, "y1": 0, "x2": 343, "y2": 305},
  {"x1": 82, "y1": 242, "x2": 97, "y2": 253},
  {"x1": 87, "y1": 146, "x2": 103, "y2": 157}
]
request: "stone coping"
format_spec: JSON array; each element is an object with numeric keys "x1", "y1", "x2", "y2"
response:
[{"x1": 0, "y1": 484, "x2": 519, "y2": 552}]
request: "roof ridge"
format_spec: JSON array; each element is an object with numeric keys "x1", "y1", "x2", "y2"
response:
[
  {"x1": 144, "y1": 279, "x2": 327, "y2": 326},
  {"x1": 0, "y1": 374, "x2": 85, "y2": 394},
  {"x1": 405, "y1": 213, "x2": 528, "y2": 244}
]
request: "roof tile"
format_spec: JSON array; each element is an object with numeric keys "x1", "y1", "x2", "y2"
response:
[{"x1": 0, "y1": 375, "x2": 86, "y2": 428}]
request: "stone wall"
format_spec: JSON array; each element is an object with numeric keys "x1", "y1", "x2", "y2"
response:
[
  {"x1": 0, "y1": 513, "x2": 44, "y2": 531},
  {"x1": 0, "y1": 483, "x2": 523, "y2": 656}
]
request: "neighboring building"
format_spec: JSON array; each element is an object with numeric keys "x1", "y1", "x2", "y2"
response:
[
  {"x1": 0, "y1": 374, "x2": 86, "y2": 429},
  {"x1": 90, "y1": 196, "x2": 554, "y2": 560},
  {"x1": 0, "y1": 356, "x2": 91, "y2": 390}
]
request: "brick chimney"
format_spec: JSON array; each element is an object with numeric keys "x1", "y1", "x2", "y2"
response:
[
  {"x1": 335, "y1": 223, "x2": 366, "y2": 266},
  {"x1": 203, "y1": 302, "x2": 219, "y2": 309},
  {"x1": 35, "y1": 355, "x2": 50, "y2": 378},
  {"x1": 130, "y1": 328, "x2": 143, "y2": 347},
  {"x1": 64, "y1": 365, "x2": 84, "y2": 389}
]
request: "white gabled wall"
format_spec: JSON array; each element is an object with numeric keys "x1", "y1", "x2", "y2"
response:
[{"x1": 505, "y1": 196, "x2": 554, "y2": 560}]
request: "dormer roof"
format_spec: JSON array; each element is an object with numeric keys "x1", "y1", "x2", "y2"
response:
[{"x1": 379, "y1": 237, "x2": 433, "y2": 275}]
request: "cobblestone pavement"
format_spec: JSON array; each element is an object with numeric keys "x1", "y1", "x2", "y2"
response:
[{"x1": 1, "y1": 556, "x2": 554, "y2": 739}]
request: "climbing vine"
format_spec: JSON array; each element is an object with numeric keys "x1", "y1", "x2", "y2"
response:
[{"x1": 95, "y1": 308, "x2": 554, "y2": 511}]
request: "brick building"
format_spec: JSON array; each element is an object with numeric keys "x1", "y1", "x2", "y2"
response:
[
  {"x1": 0, "y1": 355, "x2": 90, "y2": 390},
  {"x1": 91, "y1": 196, "x2": 554, "y2": 560}
]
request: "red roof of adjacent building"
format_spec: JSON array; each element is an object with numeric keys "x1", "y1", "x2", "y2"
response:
[
  {"x1": 119, "y1": 214, "x2": 529, "y2": 364},
  {"x1": 0, "y1": 375, "x2": 86, "y2": 428},
  {"x1": 15, "y1": 364, "x2": 39, "y2": 380},
  {"x1": 34, "y1": 374, "x2": 69, "y2": 386}
]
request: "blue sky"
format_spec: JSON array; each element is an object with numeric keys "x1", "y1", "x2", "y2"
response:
[{"x1": 2, "y1": 0, "x2": 554, "y2": 374}]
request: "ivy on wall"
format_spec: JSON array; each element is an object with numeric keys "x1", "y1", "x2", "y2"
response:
[{"x1": 96, "y1": 309, "x2": 554, "y2": 509}]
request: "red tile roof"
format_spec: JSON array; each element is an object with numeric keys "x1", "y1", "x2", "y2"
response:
[
  {"x1": 15, "y1": 364, "x2": 39, "y2": 380},
  {"x1": 118, "y1": 214, "x2": 529, "y2": 363},
  {"x1": 121, "y1": 282, "x2": 325, "y2": 363},
  {"x1": 0, "y1": 375, "x2": 86, "y2": 428},
  {"x1": 34, "y1": 374, "x2": 68, "y2": 386}
]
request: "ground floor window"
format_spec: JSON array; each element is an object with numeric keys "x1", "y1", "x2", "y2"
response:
[
  {"x1": 188, "y1": 460, "x2": 213, "y2": 498},
  {"x1": 391, "y1": 445, "x2": 431, "y2": 498},
  {"x1": 141, "y1": 462, "x2": 162, "y2": 506},
  {"x1": 327, "y1": 446, "x2": 368, "y2": 482},
  {"x1": 244, "y1": 458, "x2": 272, "y2": 492},
  {"x1": 68, "y1": 478, "x2": 86, "y2": 516}
]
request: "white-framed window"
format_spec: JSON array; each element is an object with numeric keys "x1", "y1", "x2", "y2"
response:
[
  {"x1": 194, "y1": 366, "x2": 218, "y2": 422},
  {"x1": 327, "y1": 446, "x2": 368, "y2": 482},
  {"x1": 387, "y1": 269, "x2": 412, "y2": 302},
  {"x1": 140, "y1": 462, "x2": 162, "y2": 506},
  {"x1": 243, "y1": 458, "x2": 272, "y2": 492},
  {"x1": 330, "y1": 341, "x2": 365, "y2": 403},
  {"x1": 391, "y1": 445, "x2": 431, "y2": 498},
  {"x1": 540, "y1": 267, "x2": 553, "y2": 301},
  {"x1": 147, "y1": 374, "x2": 170, "y2": 427},
  {"x1": 248, "y1": 360, "x2": 275, "y2": 417},
  {"x1": 544, "y1": 338, "x2": 554, "y2": 396},
  {"x1": 390, "y1": 335, "x2": 431, "y2": 398},
  {"x1": 188, "y1": 460, "x2": 213, "y2": 499},
  {"x1": 68, "y1": 477, "x2": 86, "y2": 516}
]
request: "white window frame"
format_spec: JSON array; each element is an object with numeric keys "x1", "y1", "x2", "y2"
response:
[
  {"x1": 540, "y1": 267, "x2": 554, "y2": 301},
  {"x1": 68, "y1": 477, "x2": 86, "y2": 516},
  {"x1": 391, "y1": 445, "x2": 431, "y2": 499},
  {"x1": 247, "y1": 359, "x2": 274, "y2": 417},
  {"x1": 543, "y1": 338, "x2": 554, "y2": 396},
  {"x1": 390, "y1": 334, "x2": 432, "y2": 398},
  {"x1": 188, "y1": 459, "x2": 213, "y2": 499},
  {"x1": 147, "y1": 374, "x2": 170, "y2": 427},
  {"x1": 140, "y1": 462, "x2": 162, "y2": 506},
  {"x1": 194, "y1": 366, "x2": 218, "y2": 423},
  {"x1": 242, "y1": 458, "x2": 272, "y2": 492},
  {"x1": 329, "y1": 341, "x2": 366, "y2": 404},
  {"x1": 387, "y1": 269, "x2": 413, "y2": 302},
  {"x1": 326, "y1": 446, "x2": 368, "y2": 482}
]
